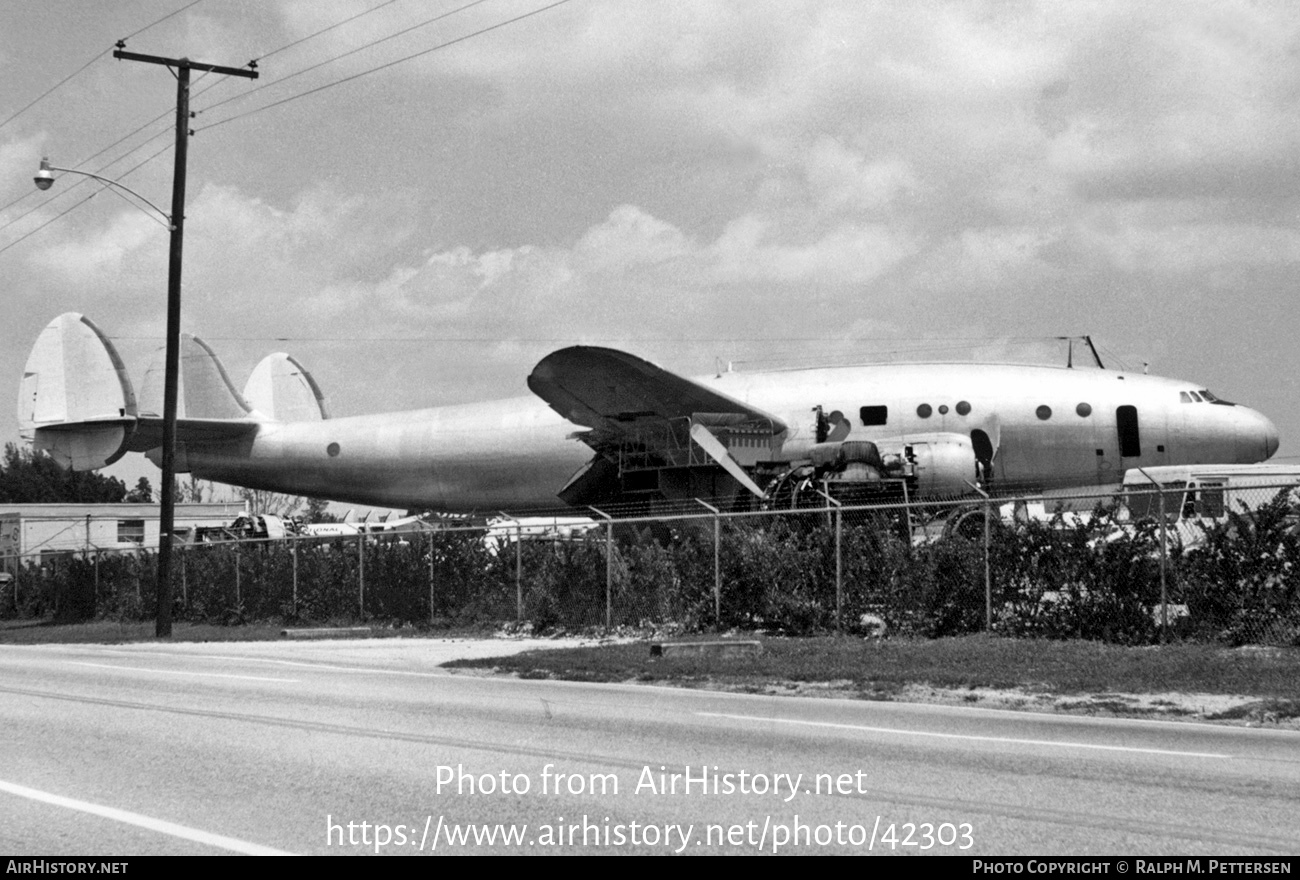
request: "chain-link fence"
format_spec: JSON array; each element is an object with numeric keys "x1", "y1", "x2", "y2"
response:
[{"x1": 4, "y1": 481, "x2": 1299, "y2": 645}]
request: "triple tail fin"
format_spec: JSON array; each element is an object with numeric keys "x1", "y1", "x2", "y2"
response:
[
  {"x1": 18, "y1": 314, "x2": 267, "y2": 472},
  {"x1": 127, "y1": 334, "x2": 261, "y2": 470},
  {"x1": 242, "y1": 353, "x2": 329, "y2": 421},
  {"x1": 138, "y1": 334, "x2": 255, "y2": 420},
  {"x1": 18, "y1": 313, "x2": 136, "y2": 470}
]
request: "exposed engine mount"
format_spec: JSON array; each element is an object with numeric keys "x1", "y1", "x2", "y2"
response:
[{"x1": 762, "y1": 433, "x2": 981, "y2": 509}]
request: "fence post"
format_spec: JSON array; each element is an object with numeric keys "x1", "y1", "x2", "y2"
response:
[
  {"x1": 901, "y1": 479, "x2": 912, "y2": 541},
  {"x1": 1157, "y1": 484, "x2": 1168, "y2": 640},
  {"x1": 358, "y1": 531, "x2": 365, "y2": 619},
  {"x1": 696, "y1": 500, "x2": 722, "y2": 630},
  {"x1": 291, "y1": 535, "x2": 298, "y2": 617},
  {"x1": 515, "y1": 520, "x2": 523, "y2": 622},
  {"x1": 967, "y1": 482, "x2": 993, "y2": 632},
  {"x1": 1137, "y1": 468, "x2": 1169, "y2": 641},
  {"x1": 434, "y1": 527, "x2": 444, "y2": 623},
  {"x1": 817, "y1": 490, "x2": 844, "y2": 636},
  {"x1": 235, "y1": 543, "x2": 241, "y2": 609},
  {"x1": 591, "y1": 507, "x2": 614, "y2": 630}
]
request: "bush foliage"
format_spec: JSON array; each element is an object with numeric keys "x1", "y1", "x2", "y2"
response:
[{"x1": 5, "y1": 499, "x2": 1299, "y2": 646}]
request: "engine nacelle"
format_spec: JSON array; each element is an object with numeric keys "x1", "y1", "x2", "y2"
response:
[
  {"x1": 762, "y1": 432, "x2": 983, "y2": 509},
  {"x1": 877, "y1": 432, "x2": 979, "y2": 497}
]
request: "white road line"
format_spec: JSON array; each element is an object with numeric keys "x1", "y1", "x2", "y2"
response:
[
  {"x1": 70, "y1": 661, "x2": 298, "y2": 683},
  {"x1": 697, "y1": 712, "x2": 1233, "y2": 758},
  {"x1": 0, "y1": 778, "x2": 295, "y2": 855}
]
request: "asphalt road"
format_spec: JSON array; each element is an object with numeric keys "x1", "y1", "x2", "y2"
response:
[{"x1": 1, "y1": 638, "x2": 1297, "y2": 856}]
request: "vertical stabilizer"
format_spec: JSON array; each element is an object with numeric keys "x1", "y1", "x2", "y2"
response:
[
  {"x1": 18, "y1": 313, "x2": 136, "y2": 470},
  {"x1": 243, "y1": 353, "x2": 329, "y2": 421},
  {"x1": 139, "y1": 334, "x2": 253, "y2": 420}
]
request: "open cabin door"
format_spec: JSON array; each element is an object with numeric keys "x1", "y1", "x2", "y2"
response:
[{"x1": 1116, "y1": 405, "x2": 1141, "y2": 470}]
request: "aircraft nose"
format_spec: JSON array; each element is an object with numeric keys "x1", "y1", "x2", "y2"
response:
[
  {"x1": 1263, "y1": 413, "x2": 1280, "y2": 459},
  {"x1": 1241, "y1": 406, "x2": 1280, "y2": 460}
]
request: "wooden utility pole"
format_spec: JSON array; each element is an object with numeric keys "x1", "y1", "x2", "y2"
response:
[{"x1": 113, "y1": 45, "x2": 257, "y2": 637}]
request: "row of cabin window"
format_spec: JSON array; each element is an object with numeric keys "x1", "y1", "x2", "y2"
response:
[{"x1": 860, "y1": 402, "x2": 1095, "y2": 425}]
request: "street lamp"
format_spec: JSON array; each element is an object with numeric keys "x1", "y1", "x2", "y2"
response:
[
  {"x1": 34, "y1": 155, "x2": 183, "y2": 638},
  {"x1": 34, "y1": 158, "x2": 174, "y2": 228}
]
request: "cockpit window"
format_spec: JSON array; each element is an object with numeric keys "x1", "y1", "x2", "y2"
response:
[
  {"x1": 1189, "y1": 390, "x2": 1203, "y2": 402},
  {"x1": 1179, "y1": 392, "x2": 1192, "y2": 403},
  {"x1": 1200, "y1": 389, "x2": 1235, "y2": 406}
]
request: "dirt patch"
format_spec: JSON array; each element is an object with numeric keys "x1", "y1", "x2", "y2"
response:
[
  {"x1": 894, "y1": 685, "x2": 1296, "y2": 726},
  {"x1": 667, "y1": 677, "x2": 1300, "y2": 728}
]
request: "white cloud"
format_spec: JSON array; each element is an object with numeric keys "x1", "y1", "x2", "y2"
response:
[
  {"x1": 28, "y1": 210, "x2": 164, "y2": 283},
  {"x1": 573, "y1": 204, "x2": 690, "y2": 272}
]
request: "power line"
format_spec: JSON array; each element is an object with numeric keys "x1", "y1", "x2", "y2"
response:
[
  {"x1": 254, "y1": 0, "x2": 405, "y2": 64},
  {"x1": 118, "y1": 0, "x2": 207, "y2": 43},
  {"x1": 198, "y1": 0, "x2": 492, "y2": 119},
  {"x1": 0, "y1": 0, "x2": 209, "y2": 134},
  {"x1": 74, "y1": 111, "x2": 176, "y2": 172},
  {"x1": 2, "y1": 0, "x2": 571, "y2": 255},
  {"x1": 2, "y1": 77, "x2": 238, "y2": 239},
  {"x1": 0, "y1": 142, "x2": 175, "y2": 254},
  {"x1": 99, "y1": 334, "x2": 1097, "y2": 345},
  {"x1": 201, "y1": 0, "x2": 573, "y2": 131},
  {"x1": 0, "y1": 193, "x2": 101, "y2": 259},
  {"x1": 0, "y1": 49, "x2": 110, "y2": 134},
  {"x1": 3, "y1": 0, "x2": 461, "y2": 231},
  {"x1": 0, "y1": 138, "x2": 174, "y2": 239}
]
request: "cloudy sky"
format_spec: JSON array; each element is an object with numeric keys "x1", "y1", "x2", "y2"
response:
[{"x1": 3, "y1": 0, "x2": 1299, "y2": 494}]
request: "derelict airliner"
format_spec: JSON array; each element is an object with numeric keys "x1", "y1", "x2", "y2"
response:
[{"x1": 18, "y1": 313, "x2": 1279, "y2": 513}]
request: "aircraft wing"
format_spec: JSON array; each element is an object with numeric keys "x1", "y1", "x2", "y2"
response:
[
  {"x1": 529, "y1": 348, "x2": 785, "y2": 498},
  {"x1": 528, "y1": 346, "x2": 786, "y2": 436}
]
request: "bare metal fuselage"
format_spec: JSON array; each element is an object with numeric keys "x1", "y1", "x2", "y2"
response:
[{"x1": 184, "y1": 362, "x2": 1278, "y2": 512}]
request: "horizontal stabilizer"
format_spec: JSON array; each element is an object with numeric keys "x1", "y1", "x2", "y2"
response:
[
  {"x1": 243, "y1": 353, "x2": 329, "y2": 422},
  {"x1": 18, "y1": 313, "x2": 136, "y2": 470},
  {"x1": 126, "y1": 416, "x2": 261, "y2": 455},
  {"x1": 139, "y1": 334, "x2": 253, "y2": 420}
]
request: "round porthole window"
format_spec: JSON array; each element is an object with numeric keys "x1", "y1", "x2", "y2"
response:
[
  {"x1": 1036, "y1": 405, "x2": 1052, "y2": 420},
  {"x1": 1076, "y1": 402, "x2": 1092, "y2": 417},
  {"x1": 327, "y1": 442, "x2": 340, "y2": 457},
  {"x1": 956, "y1": 400, "x2": 971, "y2": 416},
  {"x1": 917, "y1": 403, "x2": 932, "y2": 418},
  {"x1": 938, "y1": 404, "x2": 949, "y2": 415}
]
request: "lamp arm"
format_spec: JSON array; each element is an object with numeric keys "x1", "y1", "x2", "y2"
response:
[{"x1": 46, "y1": 165, "x2": 174, "y2": 228}]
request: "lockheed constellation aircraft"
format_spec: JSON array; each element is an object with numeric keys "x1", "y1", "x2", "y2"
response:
[{"x1": 18, "y1": 313, "x2": 1279, "y2": 513}]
